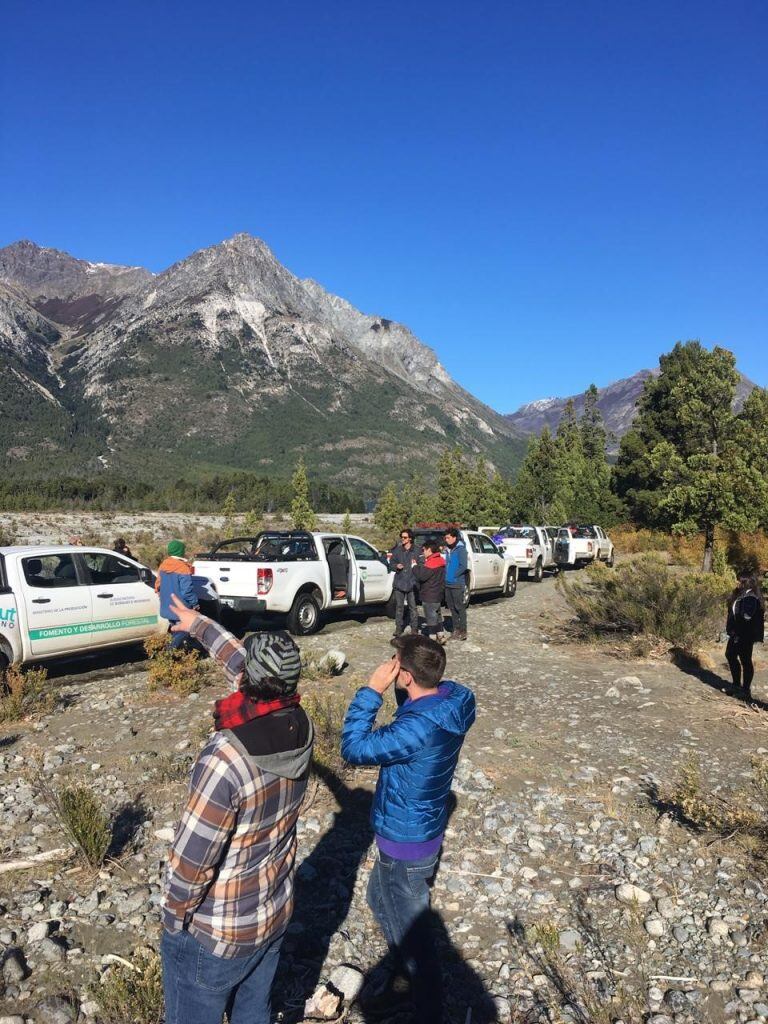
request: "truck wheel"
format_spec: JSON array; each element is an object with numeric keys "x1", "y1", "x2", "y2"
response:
[
  {"x1": 533, "y1": 558, "x2": 543, "y2": 582},
  {"x1": 287, "y1": 593, "x2": 321, "y2": 636},
  {"x1": 503, "y1": 569, "x2": 517, "y2": 598},
  {"x1": 607, "y1": 548, "x2": 615, "y2": 567}
]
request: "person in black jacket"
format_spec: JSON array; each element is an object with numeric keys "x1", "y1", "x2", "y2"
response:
[
  {"x1": 388, "y1": 528, "x2": 421, "y2": 637},
  {"x1": 725, "y1": 575, "x2": 765, "y2": 703},
  {"x1": 413, "y1": 538, "x2": 447, "y2": 644}
]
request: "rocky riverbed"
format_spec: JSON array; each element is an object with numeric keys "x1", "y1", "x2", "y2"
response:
[{"x1": 1, "y1": 573, "x2": 767, "y2": 1023}]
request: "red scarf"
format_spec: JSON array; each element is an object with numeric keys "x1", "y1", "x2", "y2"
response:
[{"x1": 214, "y1": 690, "x2": 301, "y2": 731}]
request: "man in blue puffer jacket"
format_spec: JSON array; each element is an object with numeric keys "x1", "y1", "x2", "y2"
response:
[{"x1": 341, "y1": 634, "x2": 475, "y2": 1023}]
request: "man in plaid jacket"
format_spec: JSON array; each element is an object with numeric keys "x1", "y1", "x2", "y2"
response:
[{"x1": 161, "y1": 594, "x2": 314, "y2": 1024}]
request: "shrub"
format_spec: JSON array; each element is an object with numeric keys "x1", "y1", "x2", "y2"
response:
[
  {"x1": 0, "y1": 664, "x2": 54, "y2": 722},
  {"x1": 559, "y1": 554, "x2": 732, "y2": 654},
  {"x1": 0, "y1": 523, "x2": 15, "y2": 546},
  {"x1": 48, "y1": 783, "x2": 112, "y2": 868},
  {"x1": 610, "y1": 524, "x2": 670, "y2": 555},
  {"x1": 92, "y1": 947, "x2": 164, "y2": 1024},
  {"x1": 661, "y1": 753, "x2": 768, "y2": 858},
  {"x1": 144, "y1": 634, "x2": 204, "y2": 695},
  {"x1": 302, "y1": 691, "x2": 349, "y2": 779}
]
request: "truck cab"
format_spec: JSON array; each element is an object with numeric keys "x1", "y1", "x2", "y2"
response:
[{"x1": 0, "y1": 545, "x2": 163, "y2": 675}]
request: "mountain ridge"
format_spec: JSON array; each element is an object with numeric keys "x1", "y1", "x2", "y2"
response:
[{"x1": 0, "y1": 235, "x2": 525, "y2": 492}]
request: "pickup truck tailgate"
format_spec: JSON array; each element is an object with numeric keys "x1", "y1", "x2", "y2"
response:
[
  {"x1": 193, "y1": 559, "x2": 263, "y2": 605},
  {"x1": 499, "y1": 539, "x2": 534, "y2": 566}
]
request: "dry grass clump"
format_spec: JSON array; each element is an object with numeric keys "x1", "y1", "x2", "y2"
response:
[
  {"x1": 144, "y1": 634, "x2": 205, "y2": 695},
  {"x1": 0, "y1": 664, "x2": 54, "y2": 722},
  {"x1": 610, "y1": 524, "x2": 671, "y2": 555},
  {"x1": 510, "y1": 898, "x2": 647, "y2": 1024},
  {"x1": 92, "y1": 946, "x2": 164, "y2": 1024},
  {"x1": 664, "y1": 753, "x2": 768, "y2": 852},
  {"x1": 302, "y1": 690, "x2": 349, "y2": 779},
  {"x1": 45, "y1": 782, "x2": 112, "y2": 868},
  {"x1": 558, "y1": 554, "x2": 732, "y2": 655}
]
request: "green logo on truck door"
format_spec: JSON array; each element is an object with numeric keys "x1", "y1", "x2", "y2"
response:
[{"x1": 29, "y1": 615, "x2": 158, "y2": 641}]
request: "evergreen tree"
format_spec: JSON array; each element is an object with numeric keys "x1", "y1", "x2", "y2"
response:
[
  {"x1": 580, "y1": 384, "x2": 607, "y2": 462},
  {"x1": 290, "y1": 457, "x2": 317, "y2": 531},
  {"x1": 616, "y1": 342, "x2": 768, "y2": 570},
  {"x1": 243, "y1": 507, "x2": 263, "y2": 535},
  {"x1": 436, "y1": 448, "x2": 470, "y2": 522},
  {"x1": 399, "y1": 474, "x2": 438, "y2": 525},
  {"x1": 374, "y1": 482, "x2": 404, "y2": 535},
  {"x1": 510, "y1": 428, "x2": 568, "y2": 524},
  {"x1": 221, "y1": 491, "x2": 238, "y2": 538},
  {"x1": 341, "y1": 509, "x2": 352, "y2": 533}
]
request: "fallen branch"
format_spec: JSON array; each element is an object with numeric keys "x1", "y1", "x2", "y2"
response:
[
  {"x1": 649, "y1": 975, "x2": 700, "y2": 984},
  {"x1": 0, "y1": 846, "x2": 71, "y2": 875}
]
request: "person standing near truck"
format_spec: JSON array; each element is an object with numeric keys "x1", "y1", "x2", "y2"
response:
[
  {"x1": 156, "y1": 540, "x2": 199, "y2": 649},
  {"x1": 413, "y1": 538, "x2": 447, "y2": 643},
  {"x1": 444, "y1": 528, "x2": 469, "y2": 641},
  {"x1": 725, "y1": 574, "x2": 765, "y2": 703},
  {"x1": 389, "y1": 528, "x2": 421, "y2": 637}
]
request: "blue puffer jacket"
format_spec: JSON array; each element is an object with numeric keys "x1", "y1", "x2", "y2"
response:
[{"x1": 341, "y1": 682, "x2": 476, "y2": 843}]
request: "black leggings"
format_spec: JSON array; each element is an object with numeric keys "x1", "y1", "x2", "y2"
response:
[{"x1": 726, "y1": 637, "x2": 754, "y2": 692}]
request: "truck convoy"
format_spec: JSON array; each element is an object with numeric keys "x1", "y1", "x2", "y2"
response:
[
  {"x1": 1, "y1": 523, "x2": 614, "y2": 671},
  {"x1": 0, "y1": 545, "x2": 163, "y2": 672},
  {"x1": 554, "y1": 525, "x2": 615, "y2": 568},
  {"x1": 491, "y1": 525, "x2": 559, "y2": 581}
]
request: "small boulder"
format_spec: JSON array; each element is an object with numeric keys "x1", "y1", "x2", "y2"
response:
[{"x1": 615, "y1": 883, "x2": 651, "y2": 906}]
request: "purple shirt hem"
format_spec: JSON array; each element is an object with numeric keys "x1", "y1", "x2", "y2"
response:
[{"x1": 376, "y1": 833, "x2": 444, "y2": 861}]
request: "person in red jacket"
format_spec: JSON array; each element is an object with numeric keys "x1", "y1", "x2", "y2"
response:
[{"x1": 413, "y1": 538, "x2": 447, "y2": 644}]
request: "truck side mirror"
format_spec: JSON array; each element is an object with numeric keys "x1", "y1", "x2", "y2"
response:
[{"x1": 139, "y1": 567, "x2": 156, "y2": 587}]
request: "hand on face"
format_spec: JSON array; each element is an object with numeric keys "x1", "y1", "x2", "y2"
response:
[{"x1": 368, "y1": 656, "x2": 400, "y2": 694}]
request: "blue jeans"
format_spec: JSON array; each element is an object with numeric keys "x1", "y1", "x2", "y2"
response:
[
  {"x1": 366, "y1": 850, "x2": 442, "y2": 1023},
  {"x1": 161, "y1": 929, "x2": 283, "y2": 1024}
]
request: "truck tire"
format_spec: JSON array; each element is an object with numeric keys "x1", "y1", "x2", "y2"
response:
[
  {"x1": 286, "y1": 592, "x2": 321, "y2": 636},
  {"x1": 532, "y1": 558, "x2": 543, "y2": 582},
  {"x1": 606, "y1": 548, "x2": 615, "y2": 567},
  {"x1": 503, "y1": 568, "x2": 517, "y2": 598}
]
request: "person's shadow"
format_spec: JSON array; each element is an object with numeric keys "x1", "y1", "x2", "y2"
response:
[
  {"x1": 274, "y1": 763, "x2": 374, "y2": 1021},
  {"x1": 672, "y1": 650, "x2": 768, "y2": 712},
  {"x1": 275, "y1": 768, "x2": 497, "y2": 1024}
]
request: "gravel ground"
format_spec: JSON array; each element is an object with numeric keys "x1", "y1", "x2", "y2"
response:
[{"x1": 1, "y1": 571, "x2": 767, "y2": 1023}]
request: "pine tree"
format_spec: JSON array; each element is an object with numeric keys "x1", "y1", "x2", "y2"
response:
[
  {"x1": 221, "y1": 491, "x2": 238, "y2": 538},
  {"x1": 510, "y1": 428, "x2": 568, "y2": 524},
  {"x1": 436, "y1": 448, "x2": 470, "y2": 522},
  {"x1": 399, "y1": 474, "x2": 438, "y2": 525},
  {"x1": 290, "y1": 457, "x2": 317, "y2": 531},
  {"x1": 580, "y1": 384, "x2": 607, "y2": 462},
  {"x1": 341, "y1": 509, "x2": 352, "y2": 533},
  {"x1": 243, "y1": 507, "x2": 263, "y2": 535},
  {"x1": 374, "y1": 482, "x2": 404, "y2": 535},
  {"x1": 616, "y1": 342, "x2": 768, "y2": 570}
]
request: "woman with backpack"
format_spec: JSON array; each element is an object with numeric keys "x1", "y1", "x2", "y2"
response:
[{"x1": 725, "y1": 575, "x2": 765, "y2": 703}]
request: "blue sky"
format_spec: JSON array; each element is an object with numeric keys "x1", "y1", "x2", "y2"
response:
[{"x1": 1, "y1": 0, "x2": 765, "y2": 411}]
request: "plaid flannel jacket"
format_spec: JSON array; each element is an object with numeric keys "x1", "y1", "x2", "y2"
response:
[{"x1": 162, "y1": 615, "x2": 310, "y2": 957}]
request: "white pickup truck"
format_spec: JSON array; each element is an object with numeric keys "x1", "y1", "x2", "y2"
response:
[
  {"x1": 0, "y1": 545, "x2": 163, "y2": 674},
  {"x1": 491, "y1": 526, "x2": 559, "y2": 581},
  {"x1": 193, "y1": 531, "x2": 395, "y2": 636},
  {"x1": 410, "y1": 526, "x2": 517, "y2": 601},
  {"x1": 554, "y1": 525, "x2": 615, "y2": 568}
]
